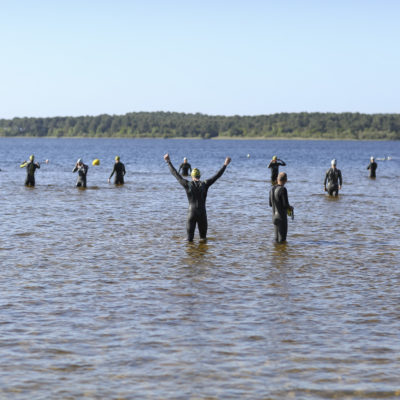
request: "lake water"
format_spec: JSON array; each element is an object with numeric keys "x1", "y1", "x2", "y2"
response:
[{"x1": 0, "y1": 138, "x2": 399, "y2": 399}]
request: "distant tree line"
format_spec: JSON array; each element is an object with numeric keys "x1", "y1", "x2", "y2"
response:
[{"x1": 0, "y1": 112, "x2": 399, "y2": 140}]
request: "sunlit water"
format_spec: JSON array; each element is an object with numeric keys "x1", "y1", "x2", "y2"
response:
[{"x1": 0, "y1": 138, "x2": 399, "y2": 399}]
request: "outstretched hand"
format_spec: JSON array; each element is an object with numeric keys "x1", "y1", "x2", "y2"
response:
[
  {"x1": 164, "y1": 153, "x2": 170, "y2": 162},
  {"x1": 224, "y1": 157, "x2": 231, "y2": 166}
]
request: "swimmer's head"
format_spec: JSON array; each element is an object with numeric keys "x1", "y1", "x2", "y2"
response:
[
  {"x1": 191, "y1": 168, "x2": 201, "y2": 179},
  {"x1": 183, "y1": 157, "x2": 187, "y2": 162},
  {"x1": 370, "y1": 156, "x2": 374, "y2": 161},
  {"x1": 277, "y1": 172, "x2": 287, "y2": 184},
  {"x1": 77, "y1": 158, "x2": 82, "y2": 165},
  {"x1": 272, "y1": 155, "x2": 277, "y2": 161},
  {"x1": 29, "y1": 155, "x2": 34, "y2": 161},
  {"x1": 115, "y1": 156, "x2": 120, "y2": 161},
  {"x1": 331, "y1": 159, "x2": 337, "y2": 166}
]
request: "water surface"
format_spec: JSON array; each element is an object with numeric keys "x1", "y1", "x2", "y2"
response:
[{"x1": 0, "y1": 138, "x2": 399, "y2": 399}]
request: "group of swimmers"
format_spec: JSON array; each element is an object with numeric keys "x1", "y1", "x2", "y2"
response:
[
  {"x1": 19, "y1": 152, "x2": 380, "y2": 244},
  {"x1": 20, "y1": 155, "x2": 126, "y2": 188},
  {"x1": 165, "y1": 154, "x2": 381, "y2": 244}
]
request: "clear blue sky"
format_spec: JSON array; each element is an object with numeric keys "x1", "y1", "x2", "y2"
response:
[{"x1": 1, "y1": 0, "x2": 399, "y2": 118}]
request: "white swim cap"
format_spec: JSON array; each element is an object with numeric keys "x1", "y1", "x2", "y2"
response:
[{"x1": 331, "y1": 159, "x2": 337, "y2": 166}]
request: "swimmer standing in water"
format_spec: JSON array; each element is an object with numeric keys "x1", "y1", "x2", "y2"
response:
[
  {"x1": 108, "y1": 156, "x2": 126, "y2": 185},
  {"x1": 20, "y1": 155, "x2": 40, "y2": 187},
  {"x1": 269, "y1": 172, "x2": 293, "y2": 243},
  {"x1": 178, "y1": 157, "x2": 192, "y2": 177},
  {"x1": 367, "y1": 156, "x2": 377, "y2": 178},
  {"x1": 268, "y1": 155, "x2": 286, "y2": 184},
  {"x1": 164, "y1": 153, "x2": 231, "y2": 242},
  {"x1": 324, "y1": 159, "x2": 342, "y2": 196},
  {"x1": 73, "y1": 159, "x2": 88, "y2": 188}
]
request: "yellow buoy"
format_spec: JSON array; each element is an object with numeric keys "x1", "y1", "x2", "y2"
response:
[{"x1": 92, "y1": 159, "x2": 100, "y2": 166}]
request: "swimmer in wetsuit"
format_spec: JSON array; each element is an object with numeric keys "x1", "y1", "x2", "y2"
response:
[
  {"x1": 367, "y1": 156, "x2": 377, "y2": 178},
  {"x1": 269, "y1": 172, "x2": 293, "y2": 243},
  {"x1": 324, "y1": 159, "x2": 342, "y2": 196},
  {"x1": 20, "y1": 154, "x2": 40, "y2": 187},
  {"x1": 108, "y1": 156, "x2": 126, "y2": 185},
  {"x1": 164, "y1": 153, "x2": 231, "y2": 242},
  {"x1": 178, "y1": 158, "x2": 192, "y2": 177},
  {"x1": 268, "y1": 155, "x2": 286, "y2": 184},
  {"x1": 72, "y1": 159, "x2": 88, "y2": 188}
]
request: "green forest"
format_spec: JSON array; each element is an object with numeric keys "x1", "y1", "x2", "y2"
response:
[{"x1": 1, "y1": 112, "x2": 400, "y2": 140}]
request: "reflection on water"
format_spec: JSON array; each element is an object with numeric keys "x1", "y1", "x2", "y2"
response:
[{"x1": 0, "y1": 138, "x2": 399, "y2": 399}]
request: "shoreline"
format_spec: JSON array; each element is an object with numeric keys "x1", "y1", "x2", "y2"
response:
[{"x1": 0, "y1": 135, "x2": 394, "y2": 142}]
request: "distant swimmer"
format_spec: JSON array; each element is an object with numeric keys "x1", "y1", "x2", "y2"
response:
[
  {"x1": 268, "y1": 155, "x2": 286, "y2": 184},
  {"x1": 108, "y1": 156, "x2": 126, "y2": 185},
  {"x1": 20, "y1": 154, "x2": 40, "y2": 187},
  {"x1": 178, "y1": 157, "x2": 192, "y2": 177},
  {"x1": 324, "y1": 159, "x2": 342, "y2": 196},
  {"x1": 269, "y1": 172, "x2": 293, "y2": 243},
  {"x1": 367, "y1": 156, "x2": 377, "y2": 178},
  {"x1": 164, "y1": 153, "x2": 231, "y2": 242},
  {"x1": 72, "y1": 159, "x2": 88, "y2": 188}
]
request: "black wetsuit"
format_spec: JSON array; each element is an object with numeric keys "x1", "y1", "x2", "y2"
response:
[
  {"x1": 109, "y1": 162, "x2": 126, "y2": 184},
  {"x1": 22, "y1": 161, "x2": 40, "y2": 186},
  {"x1": 324, "y1": 167, "x2": 342, "y2": 196},
  {"x1": 73, "y1": 164, "x2": 88, "y2": 187},
  {"x1": 268, "y1": 160, "x2": 286, "y2": 183},
  {"x1": 367, "y1": 161, "x2": 377, "y2": 178},
  {"x1": 269, "y1": 184, "x2": 291, "y2": 243},
  {"x1": 167, "y1": 160, "x2": 227, "y2": 241},
  {"x1": 178, "y1": 162, "x2": 192, "y2": 177}
]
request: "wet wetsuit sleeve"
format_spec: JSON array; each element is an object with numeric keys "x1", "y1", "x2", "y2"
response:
[
  {"x1": 109, "y1": 164, "x2": 116, "y2": 179},
  {"x1": 72, "y1": 166, "x2": 78, "y2": 173},
  {"x1": 36, "y1": 163, "x2": 40, "y2": 169},
  {"x1": 167, "y1": 161, "x2": 188, "y2": 188},
  {"x1": 267, "y1": 161, "x2": 273, "y2": 169},
  {"x1": 279, "y1": 160, "x2": 286, "y2": 166},
  {"x1": 324, "y1": 170, "x2": 329, "y2": 186},
  {"x1": 269, "y1": 187, "x2": 274, "y2": 207},
  {"x1": 20, "y1": 162, "x2": 27, "y2": 168},
  {"x1": 123, "y1": 164, "x2": 126, "y2": 175},
  {"x1": 281, "y1": 187, "x2": 290, "y2": 210},
  {"x1": 338, "y1": 170, "x2": 342, "y2": 186},
  {"x1": 188, "y1": 164, "x2": 192, "y2": 174},
  {"x1": 204, "y1": 165, "x2": 227, "y2": 188},
  {"x1": 178, "y1": 163, "x2": 183, "y2": 174},
  {"x1": 367, "y1": 163, "x2": 371, "y2": 170}
]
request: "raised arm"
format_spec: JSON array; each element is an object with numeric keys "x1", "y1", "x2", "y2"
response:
[
  {"x1": 279, "y1": 159, "x2": 286, "y2": 166},
  {"x1": 20, "y1": 161, "x2": 27, "y2": 168},
  {"x1": 164, "y1": 154, "x2": 188, "y2": 187},
  {"x1": 204, "y1": 157, "x2": 231, "y2": 188}
]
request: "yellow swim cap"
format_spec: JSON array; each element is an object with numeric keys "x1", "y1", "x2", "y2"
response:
[
  {"x1": 115, "y1": 156, "x2": 120, "y2": 161},
  {"x1": 191, "y1": 168, "x2": 201, "y2": 178},
  {"x1": 272, "y1": 155, "x2": 277, "y2": 160},
  {"x1": 29, "y1": 155, "x2": 34, "y2": 161}
]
